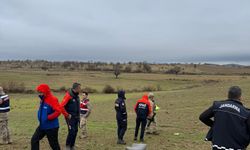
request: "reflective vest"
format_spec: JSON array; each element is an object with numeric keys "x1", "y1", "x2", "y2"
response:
[
  {"x1": 0, "y1": 94, "x2": 10, "y2": 113},
  {"x1": 80, "y1": 99, "x2": 89, "y2": 114}
]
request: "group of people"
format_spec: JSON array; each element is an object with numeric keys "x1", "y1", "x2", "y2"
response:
[
  {"x1": 30, "y1": 83, "x2": 92, "y2": 150},
  {"x1": 0, "y1": 83, "x2": 160, "y2": 150},
  {"x1": 0, "y1": 82, "x2": 92, "y2": 150},
  {"x1": 3, "y1": 83, "x2": 249, "y2": 150},
  {"x1": 115, "y1": 91, "x2": 159, "y2": 145}
]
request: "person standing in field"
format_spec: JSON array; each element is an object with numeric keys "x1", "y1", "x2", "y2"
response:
[
  {"x1": 199, "y1": 86, "x2": 250, "y2": 150},
  {"x1": 146, "y1": 92, "x2": 159, "y2": 135},
  {"x1": 79, "y1": 91, "x2": 92, "y2": 139},
  {"x1": 61, "y1": 83, "x2": 81, "y2": 150},
  {"x1": 115, "y1": 90, "x2": 127, "y2": 145},
  {"x1": 0, "y1": 87, "x2": 12, "y2": 145},
  {"x1": 31, "y1": 84, "x2": 61, "y2": 150},
  {"x1": 134, "y1": 93, "x2": 153, "y2": 142}
]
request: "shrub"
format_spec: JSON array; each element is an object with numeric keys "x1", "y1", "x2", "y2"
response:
[
  {"x1": 1, "y1": 81, "x2": 26, "y2": 93},
  {"x1": 51, "y1": 86, "x2": 68, "y2": 93},
  {"x1": 82, "y1": 86, "x2": 98, "y2": 93},
  {"x1": 166, "y1": 66, "x2": 182, "y2": 75},
  {"x1": 142, "y1": 86, "x2": 156, "y2": 92},
  {"x1": 103, "y1": 85, "x2": 115, "y2": 93},
  {"x1": 25, "y1": 89, "x2": 35, "y2": 94}
]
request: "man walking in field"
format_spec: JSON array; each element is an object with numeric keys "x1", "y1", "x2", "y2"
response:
[
  {"x1": 0, "y1": 87, "x2": 12, "y2": 145},
  {"x1": 61, "y1": 83, "x2": 81, "y2": 150},
  {"x1": 146, "y1": 92, "x2": 159, "y2": 135},
  {"x1": 31, "y1": 84, "x2": 61, "y2": 150},
  {"x1": 79, "y1": 91, "x2": 92, "y2": 139},
  {"x1": 134, "y1": 93, "x2": 153, "y2": 142},
  {"x1": 115, "y1": 90, "x2": 127, "y2": 145},
  {"x1": 199, "y1": 86, "x2": 250, "y2": 150}
]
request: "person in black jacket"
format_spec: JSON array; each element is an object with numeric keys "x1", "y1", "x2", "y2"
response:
[
  {"x1": 199, "y1": 86, "x2": 250, "y2": 150},
  {"x1": 61, "y1": 83, "x2": 81, "y2": 150},
  {"x1": 115, "y1": 90, "x2": 127, "y2": 145}
]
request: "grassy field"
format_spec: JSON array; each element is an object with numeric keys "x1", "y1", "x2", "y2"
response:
[{"x1": 1, "y1": 70, "x2": 250, "y2": 150}]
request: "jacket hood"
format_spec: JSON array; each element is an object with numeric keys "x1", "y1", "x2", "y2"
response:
[
  {"x1": 142, "y1": 94, "x2": 148, "y2": 100},
  {"x1": 118, "y1": 90, "x2": 126, "y2": 99},
  {"x1": 36, "y1": 84, "x2": 51, "y2": 96}
]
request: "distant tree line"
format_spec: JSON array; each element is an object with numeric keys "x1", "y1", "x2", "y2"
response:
[
  {"x1": 0, "y1": 60, "x2": 205, "y2": 76},
  {"x1": 0, "y1": 60, "x2": 155, "y2": 73}
]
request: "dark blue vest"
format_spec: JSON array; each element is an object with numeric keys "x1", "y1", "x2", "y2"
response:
[
  {"x1": 0, "y1": 94, "x2": 10, "y2": 113},
  {"x1": 136, "y1": 102, "x2": 149, "y2": 119}
]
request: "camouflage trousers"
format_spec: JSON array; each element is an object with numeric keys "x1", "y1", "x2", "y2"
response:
[
  {"x1": 79, "y1": 115, "x2": 87, "y2": 138},
  {"x1": 0, "y1": 113, "x2": 12, "y2": 145}
]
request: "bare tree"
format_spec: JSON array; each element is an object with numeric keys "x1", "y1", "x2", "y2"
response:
[
  {"x1": 142, "y1": 61, "x2": 152, "y2": 73},
  {"x1": 114, "y1": 63, "x2": 121, "y2": 79}
]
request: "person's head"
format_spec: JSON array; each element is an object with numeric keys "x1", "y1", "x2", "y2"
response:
[
  {"x1": 82, "y1": 91, "x2": 88, "y2": 99},
  {"x1": 148, "y1": 92, "x2": 154, "y2": 100},
  {"x1": 228, "y1": 86, "x2": 242, "y2": 100},
  {"x1": 72, "y1": 82, "x2": 81, "y2": 93},
  {"x1": 36, "y1": 84, "x2": 51, "y2": 99},
  {"x1": 0, "y1": 86, "x2": 5, "y2": 95},
  {"x1": 118, "y1": 90, "x2": 126, "y2": 99}
]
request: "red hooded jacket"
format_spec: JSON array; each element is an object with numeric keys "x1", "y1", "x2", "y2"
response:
[{"x1": 36, "y1": 84, "x2": 61, "y2": 120}]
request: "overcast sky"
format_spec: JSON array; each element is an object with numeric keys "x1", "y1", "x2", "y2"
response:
[{"x1": 0, "y1": 0, "x2": 250, "y2": 63}]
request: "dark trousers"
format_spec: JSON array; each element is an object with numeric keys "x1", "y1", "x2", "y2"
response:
[
  {"x1": 66, "y1": 117, "x2": 79, "y2": 147},
  {"x1": 117, "y1": 119, "x2": 127, "y2": 140},
  {"x1": 31, "y1": 127, "x2": 60, "y2": 150},
  {"x1": 134, "y1": 117, "x2": 147, "y2": 140}
]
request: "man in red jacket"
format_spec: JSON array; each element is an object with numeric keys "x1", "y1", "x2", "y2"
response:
[
  {"x1": 134, "y1": 93, "x2": 153, "y2": 142},
  {"x1": 31, "y1": 84, "x2": 61, "y2": 150},
  {"x1": 61, "y1": 83, "x2": 81, "y2": 150}
]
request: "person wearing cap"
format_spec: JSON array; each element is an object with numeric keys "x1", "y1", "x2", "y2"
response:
[
  {"x1": 31, "y1": 84, "x2": 61, "y2": 150},
  {"x1": 199, "y1": 86, "x2": 250, "y2": 150},
  {"x1": 61, "y1": 83, "x2": 81, "y2": 150},
  {"x1": 146, "y1": 92, "x2": 159, "y2": 135},
  {"x1": 0, "y1": 87, "x2": 12, "y2": 145},
  {"x1": 115, "y1": 90, "x2": 127, "y2": 145},
  {"x1": 79, "y1": 91, "x2": 92, "y2": 139},
  {"x1": 134, "y1": 93, "x2": 153, "y2": 142}
]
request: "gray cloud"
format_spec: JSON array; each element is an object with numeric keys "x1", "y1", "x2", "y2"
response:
[{"x1": 1, "y1": 0, "x2": 250, "y2": 63}]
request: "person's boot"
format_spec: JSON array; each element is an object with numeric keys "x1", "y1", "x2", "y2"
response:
[
  {"x1": 117, "y1": 139, "x2": 126, "y2": 145},
  {"x1": 65, "y1": 145, "x2": 71, "y2": 150},
  {"x1": 7, "y1": 134, "x2": 12, "y2": 144},
  {"x1": 140, "y1": 139, "x2": 144, "y2": 143},
  {"x1": 0, "y1": 139, "x2": 8, "y2": 145},
  {"x1": 134, "y1": 137, "x2": 137, "y2": 142},
  {"x1": 117, "y1": 139, "x2": 121, "y2": 144},
  {"x1": 66, "y1": 145, "x2": 74, "y2": 150},
  {"x1": 8, "y1": 140, "x2": 13, "y2": 144},
  {"x1": 120, "y1": 140, "x2": 126, "y2": 145}
]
